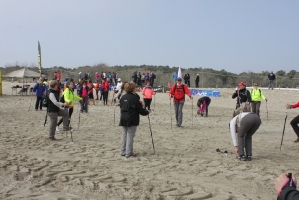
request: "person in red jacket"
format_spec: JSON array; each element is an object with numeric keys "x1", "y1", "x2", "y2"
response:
[
  {"x1": 142, "y1": 81, "x2": 155, "y2": 110},
  {"x1": 169, "y1": 77, "x2": 192, "y2": 127},
  {"x1": 102, "y1": 78, "x2": 110, "y2": 106},
  {"x1": 286, "y1": 101, "x2": 299, "y2": 143}
]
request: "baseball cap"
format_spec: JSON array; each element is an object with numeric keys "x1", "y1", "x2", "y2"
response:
[{"x1": 238, "y1": 82, "x2": 246, "y2": 86}]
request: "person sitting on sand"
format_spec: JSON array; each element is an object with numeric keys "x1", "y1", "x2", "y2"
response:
[
  {"x1": 197, "y1": 96, "x2": 211, "y2": 117},
  {"x1": 47, "y1": 80, "x2": 71, "y2": 140},
  {"x1": 229, "y1": 112, "x2": 261, "y2": 161},
  {"x1": 119, "y1": 82, "x2": 151, "y2": 158}
]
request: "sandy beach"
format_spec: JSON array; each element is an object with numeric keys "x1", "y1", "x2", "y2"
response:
[{"x1": 0, "y1": 81, "x2": 298, "y2": 200}]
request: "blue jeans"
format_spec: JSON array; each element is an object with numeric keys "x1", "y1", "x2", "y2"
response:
[{"x1": 174, "y1": 102, "x2": 184, "y2": 125}]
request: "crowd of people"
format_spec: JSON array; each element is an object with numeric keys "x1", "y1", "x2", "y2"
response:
[{"x1": 30, "y1": 70, "x2": 299, "y2": 199}]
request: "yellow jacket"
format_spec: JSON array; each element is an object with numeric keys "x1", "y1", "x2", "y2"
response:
[
  {"x1": 250, "y1": 88, "x2": 266, "y2": 102},
  {"x1": 63, "y1": 88, "x2": 82, "y2": 107}
]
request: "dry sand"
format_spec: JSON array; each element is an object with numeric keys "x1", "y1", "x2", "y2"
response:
[{"x1": 0, "y1": 81, "x2": 299, "y2": 200}]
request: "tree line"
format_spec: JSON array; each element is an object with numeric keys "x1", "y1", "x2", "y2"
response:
[{"x1": 1, "y1": 64, "x2": 299, "y2": 88}]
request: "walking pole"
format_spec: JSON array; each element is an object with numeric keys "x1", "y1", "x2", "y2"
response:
[
  {"x1": 69, "y1": 122, "x2": 73, "y2": 142},
  {"x1": 170, "y1": 98, "x2": 172, "y2": 129},
  {"x1": 154, "y1": 94, "x2": 155, "y2": 110},
  {"x1": 280, "y1": 110, "x2": 288, "y2": 151},
  {"x1": 266, "y1": 100, "x2": 268, "y2": 120},
  {"x1": 78, "y1": 101, "x2": 81, "y2": 130},
  {"x1": 114, "y1": 104, "x2": 117, "y2": 125},
  {"x1": 28, "y1": 97, "x2": 33, "y2": 111},
  {"x1": 148, "y1": 115, "x2": 155, "y2": 154},
  {"x1": 192, "y1": 96, "x2": 193, "y2": 127}
]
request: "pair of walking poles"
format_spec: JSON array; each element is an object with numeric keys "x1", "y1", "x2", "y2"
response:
[{"x1": 169, "y1": 97, "x2": 194, "y2": 129}]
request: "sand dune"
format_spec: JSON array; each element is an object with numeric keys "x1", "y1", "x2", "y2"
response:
[{"x1": 0, "y1": 81, "x2": 298, "y2": 199}]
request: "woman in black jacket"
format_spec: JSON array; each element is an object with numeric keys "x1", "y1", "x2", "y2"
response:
[{"x1": 119, "y1": 82, "x2": 151, "y2": 158}]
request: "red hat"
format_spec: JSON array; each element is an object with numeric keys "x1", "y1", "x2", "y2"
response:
[{"x1": 238, "y1": 82, "x2": 246, "y2": 86}]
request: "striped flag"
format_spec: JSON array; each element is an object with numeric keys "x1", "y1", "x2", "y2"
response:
[{"x1": 38, "y1": 41, "x2": 42, "y2": 77}]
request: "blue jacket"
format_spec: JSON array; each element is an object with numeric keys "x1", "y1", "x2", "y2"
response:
[{"x1": 33, "y1": 83, "x2": 47, "y2": 97}]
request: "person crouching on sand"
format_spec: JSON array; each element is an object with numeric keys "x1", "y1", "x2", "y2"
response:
[
  {"x1": 229, "y1": 112, "x2": 261, "y2": 161},
  {"x1": 47, "y1": 80, "x2": 71, "y2": 140},
  {"x1": 286, "y1": 101, "x2": 299, "y2": 143},
  {"x1": 119, "y1": 82, "x2": 151, "y2": 158},
  {"x1": 197, "y1": 96, "x2": 211, "y2": 117}
]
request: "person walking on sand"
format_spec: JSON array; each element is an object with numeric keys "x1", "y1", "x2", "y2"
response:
[
  {"x1": 197, "y1": 96, "x2": 211, "y2": 117},
  {"x1": 56, "y1": 81, "x2": 82, "y2": 132},
  {"x1": 119, "y1": 82, "x2": 151, "y2": 158},
  {"x1": 142, "y1": 81, "x2": 156, "y2": 110},
  {"x1": 195, "y1": 74, "x2": 200, "y2": 88},
  {"x1": 232, "y1": 82, "x2": 252, "y2": 117},
  {"x1": 229, "y1": 112, "x2": 261, "y2": 161},
  {"x1": 87, "y1": 80, "x2": 96, "y2": 106},
  {"x1": 102, "y1": 78, "x2": 110, "y2": 106},
  {"x1": 268, "y1": 71, "x2": 276, "y2": 90},
  {"x1": 78, "y1": 80, "x2": 89, "y2": 113},
  {"x1": 47, "y1": 80, "x2": 72, "y2": 140},
  {"x1": 33, "y1": 78, "x2": 47, "y2": 111},
  {"x1": 250, "y1": 83, "x2": 267, "y2": 117},
  {"x1": 95, "y1": 80, "x2": 100, "y2": 100},
  {"x1": 169, "y1": 77, "x2": 192, "y2": 127},
  {"x1": 285, "y1": 101, "x2": 299, "y2": 143}
]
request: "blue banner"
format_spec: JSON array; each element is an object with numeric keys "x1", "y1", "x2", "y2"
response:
[{"x1": 191, "y1": 89, "x2": 220, "y2": 97}]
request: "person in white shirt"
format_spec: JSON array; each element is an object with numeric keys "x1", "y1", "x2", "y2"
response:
[{"x1": 229, "y1": 112, "x2": 261, "y2": 161}]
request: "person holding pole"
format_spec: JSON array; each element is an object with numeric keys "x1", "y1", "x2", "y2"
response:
[
  {"x1": 232, "y1": 82, "x2": 251, "y2": 117},
  {"x1": 286, "y1": 101, "x2": 299, "y2": 143},
  {"x1": 33, "y1": 78, "x2": 47, "y2": 111},
  {"x1": 275, "y1": 173, "x2": 298, "y2": 200},
  {"x1": 250, "y1": 83, "x2": 267, "y2": 117},
  {"x1": 119, "y1": 82, "x2": 151, "y2": 158},
  {"x1": 169, "y1": 77, "x2": 192, "y2": 127}
]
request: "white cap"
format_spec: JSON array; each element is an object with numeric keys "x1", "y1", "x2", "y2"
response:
[
  {"x1": 118, "y1": 78, "x2": 121, "y2": 81},
  {"x1": 197, "y1": 74, "x2": 199, "y2": 75}
]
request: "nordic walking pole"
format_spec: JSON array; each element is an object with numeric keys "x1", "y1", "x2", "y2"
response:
[
  {"x1": 170, "y1": 98, "x2": 172, "y2": 129},
  {"x1": 192, "y1": 96, "x2": 193, "y2": 127},
  {"x1": 78, "y1": 101, "x2": 82, "y2": 130},
  {"x1": 28, "y1": 97, "x2": 33, "y2": 111},
  {"x1": 148, "y1": 115, "x2": 155, "y2": 154},
  {"x1": 266, "y1": 100, "x2": 268, "y2": 120},
  {"x1": 69, "y1": 121, "x2": 73, "y2": 142},
  {"x1": 280, "y1": 110, "x2": 288, "y2": 151},
  {"x1": 154, "y1": 94, "x2": 155, "y2": 110}
]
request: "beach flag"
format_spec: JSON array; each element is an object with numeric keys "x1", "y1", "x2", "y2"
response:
[
  {"x1": 178, "y1": 66, "x2": 182, "y2": 78},
  {"x1": 38, "y1": 41, "x2": 42, "y2": 77}
]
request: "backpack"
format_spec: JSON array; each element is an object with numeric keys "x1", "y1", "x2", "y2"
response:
[
  {"x1": 173, "y1": 84, "x2": 185, "y2": 101},
  {"x1": 42, "y1": 90, "x2": 50, "y2": 107},
  {"x1": 251, "y1": 89, "x2": 262, "y2": 97}
]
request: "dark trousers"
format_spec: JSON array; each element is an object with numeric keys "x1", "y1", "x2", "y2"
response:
[
  {"x1": 290, "y1": 115, "x2": 299, "y2": 137},
  {"x1": 238, "y1": 113, "x2": 261, "y2": 156},
  {"x1": 103, "y1": 91, "x2": 109, "y2": 105},
  {"x1": 251, "y1": 102, "x2": 261, "y2": 116},
  {"x1": 57, "y1": 108, "x2": 74, "y2": 126},
  {"x1": 144, "y1": 98, "x2": 152, "y2": 110},
  {"x1": 35, "y1": 97, "x2": 43, "y2": 110},
  {"x1": 195, "y1": 82, "x2": 199, "y2": 88},
  {"x1": 100, "y1": 92, "x2": 104, "y2": 101}
]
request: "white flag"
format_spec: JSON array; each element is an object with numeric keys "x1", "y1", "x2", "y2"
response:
[{"x1": 178, "y1": 66, "x2": 182, "y2": 79}]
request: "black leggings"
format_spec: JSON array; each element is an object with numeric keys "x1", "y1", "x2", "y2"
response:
[
  {"x1": 100, "y1": 92, "x2": 104, "y2": 101},
  {"x1": 57, "y1": 108, "x2": 74, "y2": 126},
  {"x1": 35, "y1": 97, "x2": 43, "y2": 110},
  {"x1": 290, "y1": 115, "x2": 299, "y2": 137},
  {"x1": 144, "y1": 98, "x2": 152, "y2": 110},
  {"x1": 103, "y1": 91, "x2": 109, "y2": 105}
]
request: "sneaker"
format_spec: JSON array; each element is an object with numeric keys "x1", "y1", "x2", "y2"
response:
[
  {"x1": 201, "y1": 113, "x2": 203, "y2": 116},
  {"x1": 49, "y1": 136, "x2": 57, "y2": 140},
  {"x1": 63, "y1": 127, "x2": 73, "y2": 131},
  {"x1": 294, "y1": 137, "x2": 299, "y2": 143},
  {"x1": 126, "y1": 153, "x2": 137, "y2": 158},
  {"x1": 56, "y1": 126, "x2": 60, "y2": 132},
  {"x1": 236, "y1": 155, "x2": 247, "y2": 161},
  {"x1": 246, "y1": 155, "x2": 252, "y2": 161}
]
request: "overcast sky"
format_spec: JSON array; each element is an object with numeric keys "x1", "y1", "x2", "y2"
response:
[{"x1": 1, "y1": 0, "x2": 298, "y2": 74}]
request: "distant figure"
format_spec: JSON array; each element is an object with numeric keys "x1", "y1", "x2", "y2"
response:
[
  {"x1": 186, "y1": 73, "x2": 190, "y2": 87},
  {"x1": 33, "y1": 78, "x2": 47, "y2": 111},
  {"x1": 137, "y1": 72, "x2": 142, "y2": 87},
  {"x1": 78, "y1": 72, "x2": 82, "y2": 82},
  {"x1": 195, "y1": 74, "x2": 200, "y2": 88},
  {"x1": 54, "y1": 71, "x2": 58, "y2": 80},
  {"x1": 173, "y1": 72, "x2": 178, "y2": 84},
  {"x1": 132, "y1": 72, "x2": 137, "y2": 84},
  {"x1": 149, "y1": 72, "x2": 156, "y2": 87},
  {"x1": 11, "y1": 78, "x2": 13, "y2": 83},
  {"x1": 95, "y1": 72, "x2": 99, "y2": 82},
  {"x1": 197, "y1": 96, "x2": 211, "y2": 117},
  {"x1": 268, "y1": 71, "x2": 276, "y2": 90}
]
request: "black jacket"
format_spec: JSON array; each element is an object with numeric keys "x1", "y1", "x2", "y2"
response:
[
  {"x1": 47, "y1": 89, "x2": 60, "y2": 113},
  {"x1": 232, "y1": 88, "x2": 252, "y2": 104},
  {"x1": 268, "y1": 73, "x2": 276, "y2": 80},
  {"x1": 198, "y1": 96, "x2": 211, "y2": 104},
  {"x1": 195, "y1": 76, "x2": 199, "y2": 83},
  {"x1": 278, "y1": 186, "x2": 299, "y2": 200},
  {"x1": 119, "y1": 92, "x2": 149, "y2": 127}
]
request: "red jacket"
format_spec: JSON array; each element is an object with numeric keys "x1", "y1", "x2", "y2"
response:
[
  {"x1": 169, "y1": 84, "x2": 191, "y2": 102},
  {"x1": 292, "y1": 102, "x2": 299, "y2": 108},
  {"x1": 102, "y1": 81, "x2": 110, "y2": 92}
]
